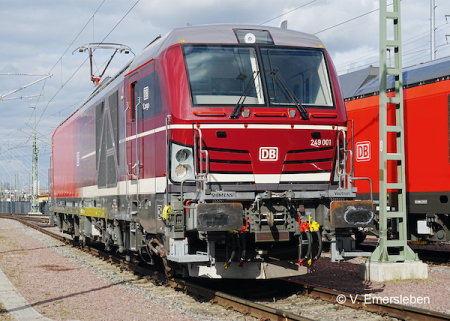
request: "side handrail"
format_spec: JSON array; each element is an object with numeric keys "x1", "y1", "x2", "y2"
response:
[
  {"x1": 134, "y1": 97, "x2": 143, "y2": 205},
  {"x1": 351, "y1": 177, "x2": 373, "y2": 202},
  {"x1": 180, "y1": 178, "x2": 204, "y2": 209},
  {"x1": 165, "y1": 115, "x2": 172, "y2": 206}
]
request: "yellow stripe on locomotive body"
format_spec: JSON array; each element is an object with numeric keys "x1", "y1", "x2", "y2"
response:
[
  {"x1": 79, "y1": 207, "x2": 106, "y2": 218},
  {"x1": 50, "y1": 24, "x2": 373, "y2": 279}
]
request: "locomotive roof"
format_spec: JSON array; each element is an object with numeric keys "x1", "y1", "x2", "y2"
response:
[
  {"x1": 339, "y1": 55, "x2": 450, "y2": 100},
  {"x1": 130, "y1": 24, "x2": 324, "y2": 71},
  {"x1": 57, "y1": 25, "x2": 323, "y2": 129}
]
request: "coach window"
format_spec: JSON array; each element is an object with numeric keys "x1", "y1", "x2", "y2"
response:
[{"x1": 131, "y1": 82, "x2": 137, "y2": 122}]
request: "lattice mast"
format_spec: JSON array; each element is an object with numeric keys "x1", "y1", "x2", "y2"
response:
[
  {"x1": 29, "y1": 106, "x2": 40, "y2": 214},
  {"x1": 370, "y1": 0, "x2": 417, "y2": 262}
]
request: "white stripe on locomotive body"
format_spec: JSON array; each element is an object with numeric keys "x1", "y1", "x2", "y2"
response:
[
  {"x1": 79, "y1": 123, "x2": 340, "y2": 196},
  {"x1": 118, "y1": 124, "x2": 347, "y2": 143},
  {"x1": 207, "y1": 173, "x2": 255, "y2": 183},
  {"x1": 119, "y1": 124, "x2": 192, "y2": 143},
  {"x1": 208, "y1": 173, "x2": 330, "y2": 184},
  {"x1": 78, "y1": 123, "x2": 339, "y2": 194},
  {"x1": 280, "y1": 173, "x2": 331, "y2": 182},
  {"x1": 77, "y1": 173, "x2": 331, "y2": 197},
  {"x1": 81, "y1": 151, "x2": 95, "y2": 160},
  {"x1": 78, "y1": 177, "x2": 166, "y2": 198}
]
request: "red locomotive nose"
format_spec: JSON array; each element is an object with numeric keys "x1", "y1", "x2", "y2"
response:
[{"x1": 194, "y1": 124, "x2": 336, "y2": 189}]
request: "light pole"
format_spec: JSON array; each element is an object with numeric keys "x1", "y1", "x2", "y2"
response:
[{"x1": 29, "y1": 106, "x2": 40, "y2": 214}]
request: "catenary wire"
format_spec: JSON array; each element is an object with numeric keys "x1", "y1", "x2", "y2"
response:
[{"x1": 260, "y1": 0, "x2": 317, "y2": 25}]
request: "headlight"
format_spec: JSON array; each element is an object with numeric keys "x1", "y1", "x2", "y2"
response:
[
  {"x1": 175, "y1": 164, "x2": 188, "y2": 178},
  {"x1": 171, "y1": 143, "x2": 195, "y2": 182},
  {"x1": 176, "y1": 149, "x2": 191, "y2": 162}
]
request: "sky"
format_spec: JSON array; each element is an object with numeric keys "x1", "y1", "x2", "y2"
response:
[{"x1": 1, "y1": 0, "x2": 449, "y2": 192}]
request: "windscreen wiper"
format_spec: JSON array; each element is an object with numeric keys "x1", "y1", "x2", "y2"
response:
[
  {"x1": 267, "y1": 50, "x2": 309, "y2": 120},
  {"x1": 229, "y1": 70, "x2": 260, "y2": 119}
]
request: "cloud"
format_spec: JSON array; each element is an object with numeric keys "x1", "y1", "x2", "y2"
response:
[{"x1": 0, "y1": 0, "x2": 449, "y2": 190}]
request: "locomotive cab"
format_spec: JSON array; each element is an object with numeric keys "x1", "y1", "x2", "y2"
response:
[{"x1": 155, "y1": 27, "x2": 374, "y2": 277}]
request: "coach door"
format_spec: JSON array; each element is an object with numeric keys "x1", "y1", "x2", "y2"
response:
[{"x1": 126, "y1": 65, "x2": 158, "y2": 219}]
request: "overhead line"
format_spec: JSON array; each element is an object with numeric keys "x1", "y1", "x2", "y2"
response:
[
  {"x1": 48, "y1": 0, "x2": 106, "y2": 74},
  {"x1": 314, "y1": 7, "x2": 379, "y2": 35},
  {"x1": 37, "y1": 0, "x2": 141, "y2": 127},
  {"x1": 336, "y1": 21, "x2": 450, "y2": 72},
  {"x1": 36, "y1": 57, "x2": 89, "y2": 127},
  {"x1": 260, "y1": 0, "x2": 317, "y2": 25},
  {"x1": 99, "y1": 0, "x2": 141, "y2": 42}
]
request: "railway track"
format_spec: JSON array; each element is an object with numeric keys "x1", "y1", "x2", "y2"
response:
[
  {"x1": 0, "y1": 213, "x2": 50, "y2": 224},
  {"x1": 3, "y1": 215, "x2": 450, "y2": 321}
]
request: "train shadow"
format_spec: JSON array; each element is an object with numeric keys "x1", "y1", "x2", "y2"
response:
[
  {"x1": 288, "y1": 255, "x2": 385, "y2": 295},
  {"x1": 5, "y1": 280, "x2": 129, "y2": 315}
]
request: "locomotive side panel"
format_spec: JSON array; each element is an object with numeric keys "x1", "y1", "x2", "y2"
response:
[
  {"x1": 78, "y1": 107, "x2": 96, "y2": 189},
  {"x1": 53, "y1": 121, "x2": 75, "y2": 200},
  {"x1": 403, "y1": 81, "x2": 450, "y2": 194},
  {"x1": 347, "y1": 95, "x2": 399, "y2": 196}
]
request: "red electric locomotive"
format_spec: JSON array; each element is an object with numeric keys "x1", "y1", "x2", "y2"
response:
[
  {"x1": 341, "y1": 57, "x2": 450, "y2": 243},
  {"x1": 51, "y1": 24, "x2": 373, "y2": 278}
]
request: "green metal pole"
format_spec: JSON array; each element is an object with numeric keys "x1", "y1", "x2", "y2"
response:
[{"x1": 370, "y1": 0, "x2": 417, "y2": 262}]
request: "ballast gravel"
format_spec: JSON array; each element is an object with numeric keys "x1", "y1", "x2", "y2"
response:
[
  {"x1": 0, "y1": 219, "x2": 249, "y2": 321},
  {"x1": 289, "y1": 251, "x2": 450, "y2": 315},
  {"x1": 2, "y1": 218, "x2": 450, "y2": 320}
]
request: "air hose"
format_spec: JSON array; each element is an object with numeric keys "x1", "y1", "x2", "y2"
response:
[
  {"x1": 312, "y1": 230, "x2": 323, "y2": 261},
  {"x1": 239, "y1": 234, "x2": 246, "y2": 267},
  {"x1": 298, "y1": 221, "x2": 312, "y2": 265},
  {"x1": 224, "y1": 233, "x2": 236, "y2": 269}
]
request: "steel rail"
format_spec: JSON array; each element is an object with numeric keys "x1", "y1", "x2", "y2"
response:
[
  {"x1": 290, "y1": 281, "x2": 450, "y2": 321},
  {"x1": 174, "y1": 278, "x2": 313, "y2": 321}
]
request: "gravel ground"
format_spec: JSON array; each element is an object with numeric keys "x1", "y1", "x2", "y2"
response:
[
  {"x1": 2, "y1": 218, "x2": 449, "y2": 320},
  {"x1": 289, "y1": 252, "x2": 450, "y2": 315},
  {"x1": 0, "y1": 219, "x2": 250, "y2": 321}
]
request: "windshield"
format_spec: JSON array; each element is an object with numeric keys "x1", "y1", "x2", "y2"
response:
[
  {"x1": 183, "y1": 45, "x2": 264, "y2": 105},
  {"x1": 261, "y1": 48, "x2": 333, "y2": 107}
]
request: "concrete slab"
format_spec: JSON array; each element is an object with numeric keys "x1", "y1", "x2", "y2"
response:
[
  {"x1": 0, "y1": 266, "x2": 52, "y2": 321},
  {"x1": 360, "y1": 261, "x2": 428, "y2": 282}
]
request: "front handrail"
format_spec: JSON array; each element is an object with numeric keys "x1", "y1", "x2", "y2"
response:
[
  {"x1": 336, "y1": 129, "x2": 351, "y2": 189},
  {"x1": 193, "y1": 127, "x2": 209, "y2": 191}
]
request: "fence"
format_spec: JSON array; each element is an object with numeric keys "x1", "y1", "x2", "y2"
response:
[{"x1": 0, "y1": 201, "x2": 50, "y2": 215}]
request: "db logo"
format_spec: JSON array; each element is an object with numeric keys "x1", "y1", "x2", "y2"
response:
[
  {"x1": 356, "y1": 141, "x2": 371, "y2": 162},
  {"x1": 259, "y1": 147, "x2": 278, "y2": 161}
]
